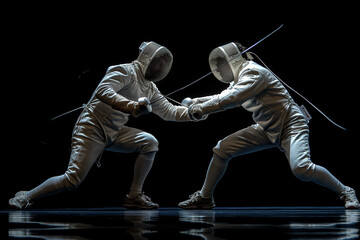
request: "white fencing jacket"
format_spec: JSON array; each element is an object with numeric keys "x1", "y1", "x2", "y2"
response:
[
  {"x1": 86, "y1": 61, "x2": 191, "y2": 138},
  {"x1": 195, "y1": 61, "x2": 305, "y2": 143}
]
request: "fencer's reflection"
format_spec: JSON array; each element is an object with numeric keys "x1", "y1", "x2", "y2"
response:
[
  {"x1": 123, "y1": 210, "x2": 159, "y2": 240},
  {"x1": 8, "y1": 210, "x2": 92, "y2": 240},
  {"x1": 7, "y1": 208, "x2": 360, "y2": 240},
  {"x1": 8, "y1": 209, "x2": 159, "y2": 240},
  {"x1": 179, "y1": 210, "x2": 216, "y2": 240},
  {"x1": 289, "y1": 210, "x2": 359, "y2": 239},
  {"x1": 179, "y1": 208, "x2": 360, "y2": 240}
]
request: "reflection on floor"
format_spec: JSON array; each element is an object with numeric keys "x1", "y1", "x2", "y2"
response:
[{"x1": 1, "y1": 207, "x2": 359, "y2": 239}]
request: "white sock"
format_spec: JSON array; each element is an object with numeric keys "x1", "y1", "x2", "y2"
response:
[
  {"x1": 128, "y1": 151, "x2": 156, "y2": 199},
  {"x1": 311, "y1": 165, "x2": 346, "y2": 194},
  {"x1": 200, "y1": 154, "x2": 229, "y2": 199},
  {"x1": 26, "y1": 175, "x2": 67, "y2": 201}
]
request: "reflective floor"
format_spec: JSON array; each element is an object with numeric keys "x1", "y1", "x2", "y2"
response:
[{"x1": 1, "y1": 207, "x2": 359, "y2": 239}]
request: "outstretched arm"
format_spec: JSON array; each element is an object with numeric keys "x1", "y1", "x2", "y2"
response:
[
  {"x1": 151, "y1": 93, "x2": 192, "y2": 122},
  {"x1": 190, "y1": 69, "x2": 267, "y2": 119}
]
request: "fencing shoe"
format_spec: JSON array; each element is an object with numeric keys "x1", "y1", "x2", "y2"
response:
[
  {"x1": 123, "y1": 192, "x2": 159, "y2": 209},
  {"x1": 178, "y1": 190, "x2": 215, "y2": 209},
  {"x1": 340, "y1": 187, "x2": 360, "y2": 209},
  {"x1": 9, "y1": 191, "x2": 32, "y2": 210}
]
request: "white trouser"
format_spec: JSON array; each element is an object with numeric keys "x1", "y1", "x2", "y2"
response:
[
  {"x1": 26, "y1": 109, "x2": 158, "y2": 201},
  {"x1": 201, "y1": 109, "x2": 345, "y2": 198}
]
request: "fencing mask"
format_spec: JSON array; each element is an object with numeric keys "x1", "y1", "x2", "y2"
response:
[
  {"x1": 137, "y1": 41, "x2": 173, "y2": 82},
  {"x1": 209, "y1": 42, "x2": 248, "y2": 83}
]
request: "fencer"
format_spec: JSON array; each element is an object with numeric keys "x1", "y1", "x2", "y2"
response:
[
  {"x1": 178, "y1": 42, "x2": 359, "y2": 209},
  {"x1": 9, "y1": 41, "x2": 193, "y2": 210}
]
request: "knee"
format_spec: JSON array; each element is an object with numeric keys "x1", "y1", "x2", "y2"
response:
[
  {"x1": 62, "y1": 172, "x2": 83, "y2": 190},
  {"x1": 291, "y1": 162, "x2": 315, "y2": 182},
  {"x1": 139, "y1": 133, "x2": 159, "y2": 153},
  {"x1": 213, "y1": 140, "x2": 232, "y2": 160}
]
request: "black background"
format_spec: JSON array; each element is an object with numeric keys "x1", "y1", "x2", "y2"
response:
[{"x1": 3, "y1": 10, "x2": 359, "y2": 209}]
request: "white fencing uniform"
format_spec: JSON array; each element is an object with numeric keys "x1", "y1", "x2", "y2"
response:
[
  {"x1": 65, "y1": 62, "x2": 191, "y2": 189},
  {"x1": 195, "y1": 60, "x2": 346, "y2": 197},
  {"x1": 23, "y1": 44, "x2": 191, "y2": 203},
  {"x1": 179, "y1": 42, "x2": 358, "y2": 209}
]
